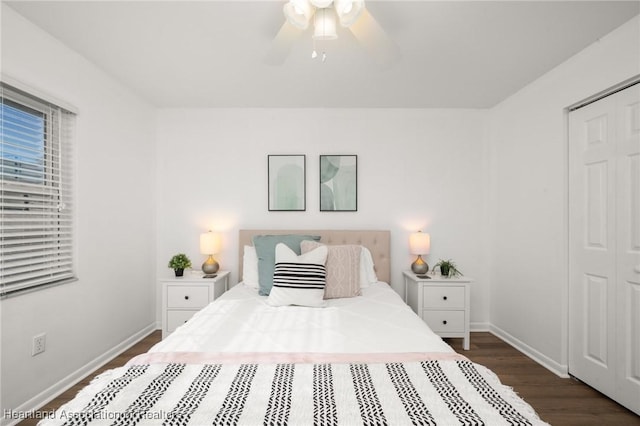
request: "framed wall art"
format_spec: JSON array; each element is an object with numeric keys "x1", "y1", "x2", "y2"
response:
[
  {"x1": 268, "y1": 155, "x2": 306, "y2": 211},
  {"x1": 320, "y1": 155, "x2": 357, "y2": 212}
]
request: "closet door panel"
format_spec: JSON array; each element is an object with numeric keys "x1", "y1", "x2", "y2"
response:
[
  {"x1": 571, "y1": 82, "x2": 640, "y2": 415},
  {"x1": 569, "y1": 93, "x2": 617, "y2": 396},
  {"x1": 615, "y1": 84, "x2": 640, "y2": 413}
]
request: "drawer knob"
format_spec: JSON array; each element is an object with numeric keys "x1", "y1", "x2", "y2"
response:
[
  {"x1": 443, "y1": 296, "x2": 448, "y2": 301},
  {"x1": 184, "y1": 295, "x2": 189, "y2": 300},
  {"x1": 443, "y1": 320, "x2": 448, "y2": 325}
]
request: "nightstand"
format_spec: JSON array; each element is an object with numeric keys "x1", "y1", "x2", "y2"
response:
[
  {"x1": 403, "y1": 271, "x2": 472, "y2": 350},
  {"x1": 160, "y1": 271, "x2": 229, "y2": 338}
]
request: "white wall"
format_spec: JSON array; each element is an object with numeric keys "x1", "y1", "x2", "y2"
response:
[
  {"x1": 3, "y1": 3, "x2": 637, "y2": 419},
  {"x1": 155, "y1": 107, "x2": 490, "y2": 328},
  {"x1": 0, "y1": 5, "x2": 157, "y2": 419},
  {"x1": 488, "y1": 16, "x2": 640, "y2": 374}
]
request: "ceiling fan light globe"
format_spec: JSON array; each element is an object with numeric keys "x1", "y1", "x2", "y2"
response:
[
  {"x1": 283, "y1": 0, "x2": 314, "y2": 30},
  {"x1": 313, "y1": 8, "x2": 338, "y2": 40},
  {"x1": 335, "y1": 0, "x2": 365, "y2": 27},
  {"x1": 310, "y1": 0, "x2": 333, "y2": 8}
]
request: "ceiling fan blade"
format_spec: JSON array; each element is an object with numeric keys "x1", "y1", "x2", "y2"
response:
[
  {"x1": 349, "y1": 9, "x2": 401, "y2": 68},
  {"x1": 263, "y1": 21, "x2": 302, "y2": 65}
]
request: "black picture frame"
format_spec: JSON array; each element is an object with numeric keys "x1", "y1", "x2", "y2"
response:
[
  {"x1": 320, "y1": 155, "x2": 357, "y2": 212},
  {"x1": 268, "y1": 155, "x2": 306, "y2": 211}
]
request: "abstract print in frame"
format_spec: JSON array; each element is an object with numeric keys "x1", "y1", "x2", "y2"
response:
[
  {"x1": 268, "y1": 155, "x2": 306, "y2": 211},
  {"x1": 320, "y1": 155, "x2": 357, "y2": 211}
]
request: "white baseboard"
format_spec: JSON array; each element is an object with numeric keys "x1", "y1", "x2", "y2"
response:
[
  {"x1": 2, "y1": 323, "x2": 158, "y2": 426},
  {"x1": 470, "y1": 321, "x2": 491, "y2": 332},
  {"x1": 489, "y1": 324, "x2": 569, "y2": 378}
]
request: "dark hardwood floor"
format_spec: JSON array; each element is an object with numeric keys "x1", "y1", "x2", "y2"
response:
[
  {"x1": 445, "y1": 333, "x2": 639, "y2": 426},
  {"x1": 17, "y1": 331, "x2": 639, "y2": 425}
]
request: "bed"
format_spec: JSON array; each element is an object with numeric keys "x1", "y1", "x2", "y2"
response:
[{"x1": 39, "y1": 230, "x2": 548, "y2": 425}]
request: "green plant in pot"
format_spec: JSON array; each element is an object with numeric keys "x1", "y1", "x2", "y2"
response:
[
  {"x1": 168, "y1": 253, "x2": 192, "y2": 277},
  {"x1": 434, "y1": 259, "x2": 462, "y2": 278}
]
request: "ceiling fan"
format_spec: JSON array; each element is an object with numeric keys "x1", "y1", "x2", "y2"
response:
[{"x1": 264, "y1": 0, "x2": 401, "y2": 67}]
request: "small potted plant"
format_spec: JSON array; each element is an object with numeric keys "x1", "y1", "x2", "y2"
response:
[
  {"x1": 434, "y1": 259, "x2": 462, "y2": 278},
  {"x1": 168, "y1": 253, "x2": 192, "y2": 277}
]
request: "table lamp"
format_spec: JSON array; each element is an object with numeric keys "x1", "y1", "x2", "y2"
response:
[
  {"x1": 200, "y1": 231, "x2": 221, "y2": 278},
  {"x1": 409, "y1": 231, "x2": 430, "y2": 274}
]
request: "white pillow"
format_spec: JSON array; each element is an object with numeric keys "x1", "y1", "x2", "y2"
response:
[
  {"x1": 242, "y1": 245, "x2": 259, "y2": 289},
  {"x1": 267, "y1": 243, "x2": 328, "y2": 307},
  {"x1": 359, "y1": 246, "x2": 378, "y2": 287}
]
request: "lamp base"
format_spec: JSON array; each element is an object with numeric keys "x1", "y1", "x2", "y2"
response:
[
  {"x1": 202, "y1": 255, "x2": 219, "y2": 275},
  {"x1": 411, "y1": 255, "x2": 429, "y2": 275}
]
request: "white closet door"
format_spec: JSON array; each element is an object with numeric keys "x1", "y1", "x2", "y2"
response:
[
  {"x1": 569, "y1": 83, "x2": 640, "y2": 415},
  {"x1": 569, "y1": 91, "x2": 617, "y2": 397},
  {"x1": 615, "y1": 84, "x2": 640, "y2": 413}
]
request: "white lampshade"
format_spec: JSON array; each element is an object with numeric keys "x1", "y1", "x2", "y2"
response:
[
  {"x1": 200, "y1": 231, "x2": 221, "y2": 255},
  {"x1": 334, "y1": 0, "x2": 365, "y2": 27},
  {"x1": 313, "y1": 7, "x2": 338, "y2": 40},
  {"x1": 283, "y1": 0, "x2": 314, "y2": 30},
  {"x1": 409, "y1": 231, "x2": 431, "y2": 255}
]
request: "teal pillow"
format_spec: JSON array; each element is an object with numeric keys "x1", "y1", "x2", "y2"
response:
[{"x1": 253, "y1": 234, "x2": 321, "y2": 296}]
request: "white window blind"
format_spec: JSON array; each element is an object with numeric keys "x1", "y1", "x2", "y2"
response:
[{"x1": 1, "y1": 83, "x2": 76, "y2": 298}]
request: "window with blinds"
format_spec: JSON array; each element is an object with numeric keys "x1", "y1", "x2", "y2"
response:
[{"x1": 1, "y1": 83, "x2": 76, "y2": 298}]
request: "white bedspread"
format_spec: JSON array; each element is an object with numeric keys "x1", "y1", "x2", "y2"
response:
[
  {"x1": 37, "y1": 282, "x2": 551, "y2": 425},
  {"x1": 152, "y1": 282, "x2": 453, "y2": 355}
]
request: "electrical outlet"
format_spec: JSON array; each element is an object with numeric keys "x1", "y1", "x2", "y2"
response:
[{"x1": 32, "y1": 333, "x2": 46, "y2": 356}]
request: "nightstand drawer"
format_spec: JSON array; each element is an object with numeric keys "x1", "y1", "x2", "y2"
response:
[
  {"x1": 161, "y1": 271, "x2": 229, "y2": 339},
  {"x1": 423, "y1": 286, "x2": 465, "y2": 309},
  {"x1": 166, "y1": 285, "x2": 209, "y2": 308},
  {"x1": 167, "y1": 310, "x2": 196, "y2": 333},
  {"x1": 404, "y1": 271, "x2": 472, "y2": 350},
  {"x1": 423, "y1": 310, "x2": 465, "y2": 333}
]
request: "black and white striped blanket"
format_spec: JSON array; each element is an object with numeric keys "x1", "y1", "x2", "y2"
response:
[{"x1": 38, "y1": 352, "x2": 549, "y2": 426}]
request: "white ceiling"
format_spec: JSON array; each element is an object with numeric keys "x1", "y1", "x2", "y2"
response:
[{"x1": 5, "y1": 1, "x2": 639, "y2": 108}]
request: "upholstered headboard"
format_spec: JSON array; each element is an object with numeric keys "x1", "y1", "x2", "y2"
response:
[{"x1": 238, "y1": 230, "x2": 391, "y2": 283}]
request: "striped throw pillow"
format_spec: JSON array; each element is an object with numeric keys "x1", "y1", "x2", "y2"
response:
[
  {"x1": 266, "y1": 243, "x2": 328, "y2": 307},
  {"x1": 273, "y1": 263, "x2": 327, "y2": 290}
]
